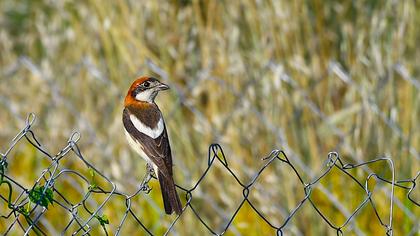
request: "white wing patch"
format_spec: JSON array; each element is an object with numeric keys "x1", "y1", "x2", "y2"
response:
[{"x1": 129, "y1": 114, "x2": 164, "y2": 139}]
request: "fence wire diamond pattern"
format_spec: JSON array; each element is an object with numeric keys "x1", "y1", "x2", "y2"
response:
[{"x1": 0, "y1": 114, "x2": 419, "y2": 235}]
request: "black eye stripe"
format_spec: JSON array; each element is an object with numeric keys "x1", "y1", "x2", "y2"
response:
[
  {"x1": 131, "y1": 80, "x2": 155, "y2": 97},
  {"x1": 131, "y1": 78, "x2": 160, "y2": 97}
]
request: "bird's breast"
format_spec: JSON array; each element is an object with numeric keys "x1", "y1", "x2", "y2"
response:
[{"x1": 124, "y1": 129, "x2": 158, "y2": 175}]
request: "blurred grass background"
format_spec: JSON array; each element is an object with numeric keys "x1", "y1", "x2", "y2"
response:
[{"x1": 0, "y1": 0, "x2": 419, "y2": 235}]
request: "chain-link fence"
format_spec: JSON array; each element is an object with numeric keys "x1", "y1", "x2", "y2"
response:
[
  {"x1": 1, "y1": 1, "x2": 419, "y2": 235},
  {"x1": 1, "y1": 113, "x2": 418, "y2": 235}
]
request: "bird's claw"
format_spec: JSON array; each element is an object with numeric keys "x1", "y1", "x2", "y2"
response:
[
  {"x1": 142, "y1": 184, "x2": 152, "y2": 194},
  {"x1": 140, "y1": 163, "x2": 155, "y2": 194}
]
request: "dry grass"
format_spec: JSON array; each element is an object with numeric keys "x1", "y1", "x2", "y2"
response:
[{"x1": 0, "y1": 0, "x2": 419, "y2": 235}]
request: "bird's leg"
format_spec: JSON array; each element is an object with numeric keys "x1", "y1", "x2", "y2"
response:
[{"x1": 140, "y1": 163, "x2": 154, "y2": 194}]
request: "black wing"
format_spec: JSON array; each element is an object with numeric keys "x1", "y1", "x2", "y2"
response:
[{"x1": 122, "y1": 107, "x2": 173, "y2": 177}]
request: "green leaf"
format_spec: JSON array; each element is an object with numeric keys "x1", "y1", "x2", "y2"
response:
[
  {"x1": 17, "y1": 205, "x2": 30, "y2": 216},
  {"x1": 88, "y1": 168, "x2": 98, "y2": 190},
  {"x1": 28, "y1": 185, "x2": 54, "y2": 209},
  {"x1": 96, "y1": 214, "x2": 109, "y2": 226},
  {"x1": 89, "y1": 168, "x2": 96, "y2": 178},
  {"x1": 88, "y1": 183, "x2": 98, "y2": 191}
]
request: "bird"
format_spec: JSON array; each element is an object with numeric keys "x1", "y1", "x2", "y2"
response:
[{"x1": 122, "y1": 76, "x2": 182, "y2": 215}]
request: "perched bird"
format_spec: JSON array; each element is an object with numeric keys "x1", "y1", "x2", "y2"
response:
[{"x1": 123, "y1": 76, "x2": 182, "y2": 215}]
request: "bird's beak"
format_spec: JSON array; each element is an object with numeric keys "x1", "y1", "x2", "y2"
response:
[{"x1": 156, "y1": 82, "x2": 170, "y2": 91}]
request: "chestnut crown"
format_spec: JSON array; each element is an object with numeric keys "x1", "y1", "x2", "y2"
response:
[{"x1": 125, "y1": 76, "x2": 169, "y2": 104}]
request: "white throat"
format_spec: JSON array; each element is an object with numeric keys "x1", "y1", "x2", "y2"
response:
[{"x1": 135, "y1": 90, "x2": 157, "y2": 103}]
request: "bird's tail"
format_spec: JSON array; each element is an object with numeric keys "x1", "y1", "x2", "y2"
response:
[{"x1": 158, "y1": 171, "x2": 182, "y2": 215}]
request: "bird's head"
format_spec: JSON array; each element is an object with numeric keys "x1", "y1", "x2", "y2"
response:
[{"x1": 125, "y1": 76, "x2": 169, "y2": 105}]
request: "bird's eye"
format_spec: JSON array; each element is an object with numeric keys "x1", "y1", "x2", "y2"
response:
[{"x1": 143, "y1": 81, "x2": 150, "y2": 87}]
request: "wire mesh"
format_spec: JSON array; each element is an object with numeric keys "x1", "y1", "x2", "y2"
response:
[{"x1": 0, "y1": 113, "x2": 418, "y2": 236}]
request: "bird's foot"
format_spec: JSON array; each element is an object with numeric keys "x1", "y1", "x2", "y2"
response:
[
  {"x1": 146, "y1": 162, "x2": 154, "y2": 174},
  {"x1": 146, "y1": 163, "x2": 155, "y2": 177},
  {"x1": 140, "y1": 163, "x2": 155, "y2": 194},
  {"x1": 141, "y1": 183, "x2": 152, "y2": 194},
  {"x1": 140, "y1": 174, "x2": 152, "y2": 194}
]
